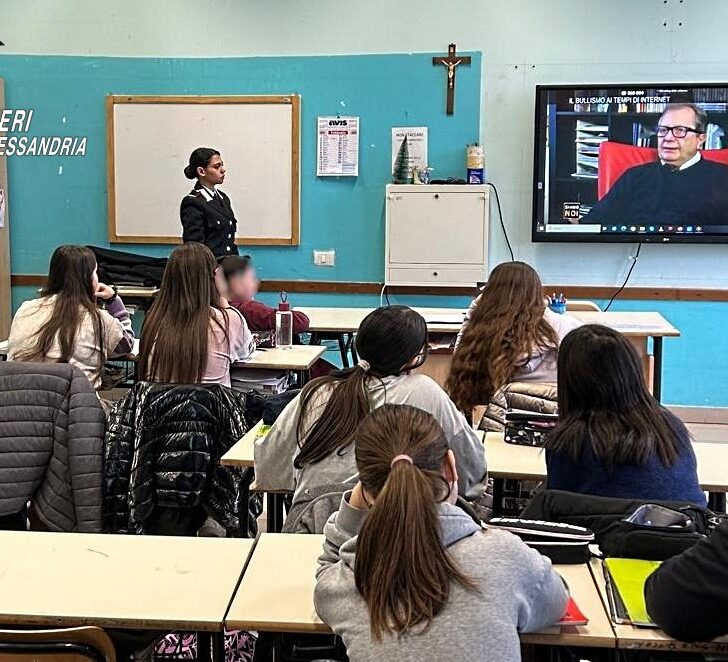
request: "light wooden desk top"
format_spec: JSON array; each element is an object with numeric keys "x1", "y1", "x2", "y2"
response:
[
  {"x1": 297, "y1": 307, "x2": 679, "y2": 339},
  {"x1": 221, "y1": 419, "x2": 266, "y2": 468},
  {"x1": 569, "y1": 311, "x2": 680, "y2": 338},
  {"x1": 115, "y1": 285, "x2": 159, "y2": 299},
  {"x1": 589, "y1": 558, "x2": 728, "y2": 653},
  {"x1": 521, "y1": 562, "x2": 616, "y2": 648},
  {"x1": 485, "y1": 432, "x2": 728, "y2": 493},
  {"x1": 0, "y1": 531, "x2": 254, "y2": 631},
  {"x1": 226, "y1": 533, "x2": 615, "y2": 646},
  {"x1": 226, "y1": 533, "x2": 328, "y2": 634},
  {"x1": 297, "y1": 307, "x2": 466, "y2": 335},
  {"x1": 233, "y1": 345, "x2": 326, "y2": 371}
]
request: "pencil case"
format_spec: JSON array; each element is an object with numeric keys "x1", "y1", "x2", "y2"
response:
[
  {"x1": 487, "y1": 517, "x2": 594, "y2": 564},
  {"x1": 503, "y1": 411, "x2": 558, "y2": 447}
]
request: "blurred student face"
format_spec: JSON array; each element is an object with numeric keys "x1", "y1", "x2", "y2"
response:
[
  {"x1": 198, "y1": 154, "x2": 226, "y2": 186},
  {"x1": 657, "y1": 107, "x2": 705, "y2": 167},
  {"x1": 228, "y1": 266, "x2": 259, "y2": 301}
]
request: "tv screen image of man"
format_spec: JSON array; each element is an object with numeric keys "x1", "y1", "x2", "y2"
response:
[{"x1": 581, "y1": 103, "x2": 728, "y2": 227}]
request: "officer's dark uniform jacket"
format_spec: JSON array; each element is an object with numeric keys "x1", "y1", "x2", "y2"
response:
[{"x1": 180, "y1": 182, "x2": 239, "y2": 257}]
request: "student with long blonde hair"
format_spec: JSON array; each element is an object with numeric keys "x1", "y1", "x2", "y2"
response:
[
  {"x1": 447, "y1": 261, "x2": 580, "y2": 413},
  {"x1": 315, "y1": 404, "x2": 568, "y2": 661},
  {"x1": 8, "y1": 245, "x2": 134, "y2": 389},
  {"x1": 138, "y1": 242, "x2": 254, "y2": 385}
]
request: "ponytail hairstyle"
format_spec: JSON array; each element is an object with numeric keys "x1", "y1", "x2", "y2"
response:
[
  {"x1": 294, "y1": 306, "x2": 428, "y2": 468},
  {"x1": 183, "y1": 147, "x2": 221, "y2": 180},
  {"x1": 16, "y1": 245, "x2": 106, "y2": 379},
  {"x1": 447, "y1": 261, "x2": 558, "y2": 412},
  {"x1": 138, "y1": 242, "x2": 229, "y2": 383},
  {"x1": 354, "y1": 404, "x2": 475, "y2": 639}
]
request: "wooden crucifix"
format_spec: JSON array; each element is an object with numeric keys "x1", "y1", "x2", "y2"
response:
[{"x1": 433, "y1": 43, "x2": 471, "y2": 115}]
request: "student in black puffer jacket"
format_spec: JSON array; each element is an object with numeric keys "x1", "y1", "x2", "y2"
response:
[{"x1": 104, "y1": 381, "x2": 251, "y2": 536}]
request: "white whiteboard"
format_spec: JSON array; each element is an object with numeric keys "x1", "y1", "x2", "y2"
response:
[{"x1": 107, "y1": 95, "x2": 300, "y2": 245}]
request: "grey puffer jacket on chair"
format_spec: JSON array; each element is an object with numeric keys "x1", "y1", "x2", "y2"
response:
[
  {"x1": 0, "y1": 361, "x2": 105, "y2": 532},
  {"x1": 478, "y1": 381, "x2": 558, "y2": 432}
]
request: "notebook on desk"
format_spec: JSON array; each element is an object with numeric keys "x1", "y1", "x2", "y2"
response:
[
  {"x1": 559, "y1": 597, "x2": 588, "y2": 627},
  {"x1": 603, "y1": 558, "x2": 662, "y2": 627}
]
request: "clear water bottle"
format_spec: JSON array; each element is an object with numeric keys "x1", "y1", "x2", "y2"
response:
[{"x1": 275, "y1": 291, "x2": 293, "y2": 349}]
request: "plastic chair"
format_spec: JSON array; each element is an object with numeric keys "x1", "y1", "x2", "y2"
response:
[{"x1": 0, "y1": 627, "x2": 116, "y2": 662}]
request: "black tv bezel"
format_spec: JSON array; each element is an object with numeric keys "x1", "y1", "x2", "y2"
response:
[{"x1": 531, "y1": 82, "x2": 728, "y2": 245}]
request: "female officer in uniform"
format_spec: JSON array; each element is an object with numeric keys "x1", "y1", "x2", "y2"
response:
[{"x1": 180, "y1": 147, "x2": 239, "y2": 257}]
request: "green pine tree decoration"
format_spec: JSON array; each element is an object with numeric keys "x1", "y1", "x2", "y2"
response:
[{"x1": 392, "y1": 136, "x2": 412, "y2": 183}]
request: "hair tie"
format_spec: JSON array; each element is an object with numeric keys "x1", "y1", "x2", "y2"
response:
[
  {"x1": 358, "y1": 359, "x2": 371, "y2": 372},
  {"x1": 390, "y1": 454, "x2": 413, "y2": 468}
]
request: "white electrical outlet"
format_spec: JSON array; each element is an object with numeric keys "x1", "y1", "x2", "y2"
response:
[{"x1": 313, "y1": 250, "x2": 336, "y2": 267}]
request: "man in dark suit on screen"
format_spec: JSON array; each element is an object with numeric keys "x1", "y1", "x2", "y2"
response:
[{"x1": 582, "y1": 103, "x2": 728, "y2": 227}]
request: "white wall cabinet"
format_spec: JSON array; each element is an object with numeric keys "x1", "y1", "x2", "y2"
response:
[{"x1": 385, "y1": 184, "x2": 489, "y2": 287}]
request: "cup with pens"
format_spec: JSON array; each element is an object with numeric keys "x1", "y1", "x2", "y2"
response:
[{"x1": 548, "y1": 293, "x2": 567, "y2": 314}]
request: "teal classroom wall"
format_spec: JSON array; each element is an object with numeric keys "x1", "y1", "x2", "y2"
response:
[
  {"x1": 2, "y1": 52, "x2": 480, "y2": 277},
  {"x1": 3, "y1": 52, "x2": 728, "y2": 408}
]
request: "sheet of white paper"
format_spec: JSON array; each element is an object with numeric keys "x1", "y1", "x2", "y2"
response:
[
  {"x1": 317, "y1": 116, "x2": 360, "y2": 176},
  {"x1": 391, "y1": 127, "x2": 428, "y2": 177}
]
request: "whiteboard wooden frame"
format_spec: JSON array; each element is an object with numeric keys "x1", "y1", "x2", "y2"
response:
[{"x1": 106, "y1": 94, "x2": 300, "y2": 246}]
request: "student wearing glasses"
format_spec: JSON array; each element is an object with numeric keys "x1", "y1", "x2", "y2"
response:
[
  {"x1": 254, "y1": 306, "x2": 487, "y2": 514},
  {"x1": 582, "y1": 103, "x2": 728, "y2": 226}
]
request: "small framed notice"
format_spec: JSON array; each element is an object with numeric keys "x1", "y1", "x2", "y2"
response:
[{"x1": 317, "y1": 116, "x2": 360, "y2": 176}]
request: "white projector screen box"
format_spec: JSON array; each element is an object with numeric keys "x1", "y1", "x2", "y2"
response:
[{"x1": 107, "y1": 95, "x2": 300, "y2": 245}]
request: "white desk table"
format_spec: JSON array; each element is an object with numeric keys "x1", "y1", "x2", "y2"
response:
[
  {"x1": 0, "y1": 530, "x2": 254, "y2": 660},
  {"x1": 226, "y1": 533, "x2": 616, "y2": 648}
]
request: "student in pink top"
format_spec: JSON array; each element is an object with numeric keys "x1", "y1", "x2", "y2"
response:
[{"x1": 138, "y1": 243, "x2": 255, "y2": 387}]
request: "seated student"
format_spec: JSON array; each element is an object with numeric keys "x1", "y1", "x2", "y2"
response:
[
  {"x1": 218, "y1": 255, "x2": 310, "y2": 335},
  {"x1": 8, "y1": 244, "x2": 134, "y2": 389},
  {"x1": 255, "y1": 306, "x2": 487, "y2": 505},
  {"x1": 448, "y1": 261, "x2": 581, "y2": 413},
  {"x1": 138, "y1": 243, "x2": 255, "y2": 386},
  {"x1": 315, "y1": 404, "x2": 568, "y2": 662},
  {"x1": 546, "y1": 325, "x2": 705, "y2": 505},
  {"x1": 645, "y1": 520, "x2": 728, "y2": 642}
]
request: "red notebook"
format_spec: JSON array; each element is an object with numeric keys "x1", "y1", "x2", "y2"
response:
[{"x1": 558, "y1": 597, "x2": 589, "y2": 626}]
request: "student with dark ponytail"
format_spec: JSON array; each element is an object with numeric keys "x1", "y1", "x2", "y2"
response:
[
  {"x1": 180, "y1": 147, "x2": 239, "y2": 257},
  {"x1": 315, "y1": 404, "x2": 568, "y2": 661},
  {"x1": 255, "y1": 306, "x2": 487, "y2": 507}
]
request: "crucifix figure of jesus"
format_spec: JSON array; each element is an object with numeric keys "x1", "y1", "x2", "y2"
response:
[{"x1": 433, "y1": 43, "x2": 471, "y2": 115}]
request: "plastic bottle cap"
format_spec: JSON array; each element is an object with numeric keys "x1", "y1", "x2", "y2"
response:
[{"x1": 278, "y1": 290, "x2": 290, "y2": 311}]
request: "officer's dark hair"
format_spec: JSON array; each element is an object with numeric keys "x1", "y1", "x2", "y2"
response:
[{"x1": 184, "y1": 147, "x2": 221, "y2": 179}]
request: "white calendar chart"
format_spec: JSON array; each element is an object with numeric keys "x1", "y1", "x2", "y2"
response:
[{"x1": 316, "y1": 116, "x2": 360, "y2": 176}]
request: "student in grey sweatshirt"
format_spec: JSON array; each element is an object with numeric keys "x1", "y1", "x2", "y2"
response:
[
  {"x1": 314, "y1": 405, "x2": 568, "y2": 662},
  {"x1": 255, "y1": 306, "x2": 487, "y2": 507}
]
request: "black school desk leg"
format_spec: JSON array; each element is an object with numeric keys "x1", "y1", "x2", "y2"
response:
[
  {"x1": 267, "y1": 493, "x2": 284, "y2": 532},
  {"x1": 348, "y1": 333, "x2": 358, "y2": 365},
  {"x1": 492, "y1": 478, "x2": 504, "y2": 517},
  {"x1": 653, "y1": 336, "x2": 663, "y2": 402},
  {"x1": 708, "y1": 491, "x2": 727, "y2": 513},
  {"x1": 337, "y1": 334, "x2": 350, "y2": 368},
  {"x1": 197, "y1": 631, "x2": 224, "y2": 662}
]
